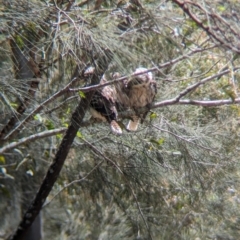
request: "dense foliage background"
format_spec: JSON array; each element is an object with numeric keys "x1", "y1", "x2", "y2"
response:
[{"x1": 1, "y1": 0, "x2": 240, "y2": 239}]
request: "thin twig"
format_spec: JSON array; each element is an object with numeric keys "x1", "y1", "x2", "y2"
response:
[
  {"x1": 78, "y1": 138, "x2": 153, "y2": 239},
  {"x1": 43, "y1": 159, "x2": 104, "y2": 208},
  {"x1": 124, "y1": 179, "x2": 153, "y2": 240},
  {"x1": 152, "y1": 124, "x2": 219, "y2": 155},
  {"x1": 80, "y1": 138, "x2": 123, "y2": 173}
]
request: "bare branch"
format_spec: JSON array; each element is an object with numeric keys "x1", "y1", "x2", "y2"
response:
[
  {"x1": 177, "y1": 98, "x2": 240, "y2": 107},
  {"x1": 151, "y1": 97, "x2": 240, "y2": 109},
  {"x1": 175, "y1": 67, "x2": 240, "y2": 102},
  {"x1": 0, "y1": 128, "x2": 66, "y2": 154}
]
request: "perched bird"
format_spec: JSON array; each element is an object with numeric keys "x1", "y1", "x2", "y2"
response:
[
  {"x1": 89, "y1": 75, "x2": 122, "y2": 135},
  {"x1": 115, "y1": 68, "x2": 157, "y2": 131}
]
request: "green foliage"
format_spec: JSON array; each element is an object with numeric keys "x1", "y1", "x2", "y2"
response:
[
  {"x1": 1, "y1": 0, "x2": 240, "y2": 239},
  {"x1": 149, "y1": 111, "x2": 157, "y2": 119},
  {"x1": 45, "y1": 119, "x2": 55, "y2": 130},
  {"x1": 78, "y1": 91, "x2": 86, "y2": 99},
  {"x1": 76, "y1": 131, "x2": 84, "y2": 139},
  {"x1": 217, "y1": 5, "x2": 226, "y2": 12},
  {"x1": 14, "y1": 35, "x2": 25, "y2": 49},
  {"x1": 0, "y1": 155, "x2": 6, "y2": 164}
]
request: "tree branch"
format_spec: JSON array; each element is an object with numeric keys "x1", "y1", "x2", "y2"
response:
[
  {"x1": 0, "y1": 128, "x2": 66, "y2": 154},
  {"x1": 174, "y1": 67, "x2": 240, "y2": 102},
  {"x1": 171, "y1": 0, "x2": 240, "y2": 53},
  {"x1": 177, "y1": 98, "x2": 240, "y2": 107}
]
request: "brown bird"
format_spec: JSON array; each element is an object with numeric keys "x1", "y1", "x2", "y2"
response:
[
  {"x1": 115, "y1": 68, "x2": 157, "y2": 131},
  {"x1": 90, "y1": 75, "x2": 122, "y2": 135}
]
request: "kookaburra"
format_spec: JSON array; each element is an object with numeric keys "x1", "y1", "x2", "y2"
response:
[
  {"x1": 115, "y1": 68, "x2": 157, "y2": 131},
  {"x1": 89, "y1": 75, "x2": 122, "y2": 135}
]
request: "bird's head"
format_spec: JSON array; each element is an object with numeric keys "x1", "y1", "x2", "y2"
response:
[{"x1": 134, "y1": 68, "x2": 153, "y2": 82}]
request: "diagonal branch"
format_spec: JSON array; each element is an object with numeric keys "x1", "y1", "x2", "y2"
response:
[
  {"x1": 171, "y1": 0, "x2": 240, "y2": 54},
  {"x1": 8, "y1": 50, "x2": 110, "y2": 239},
  {"x1": 175, "y1": 67, "x2": 240, "y2": 102},
  {"x1": 0, "y1": 128, "x2": 66, "y2": 154}
]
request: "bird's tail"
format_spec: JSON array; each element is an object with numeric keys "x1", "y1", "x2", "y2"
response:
[
  {"x1": 110, "y1": 120, "x2": 122, "y2": 135},
  {"x1": 127, "y1": 116, "x2": 140, "y2": 131}
]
